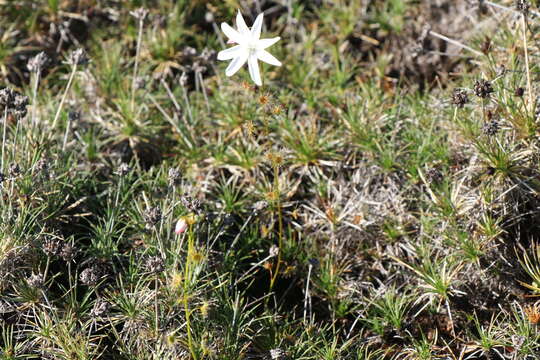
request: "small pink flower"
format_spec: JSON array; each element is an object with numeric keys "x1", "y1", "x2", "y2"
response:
[{"x1": 175, "y1": 218, "x2": 188, "y2": 234}]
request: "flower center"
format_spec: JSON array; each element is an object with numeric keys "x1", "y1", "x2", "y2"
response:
[{"x1": 246, "y1": 41, "x2": 258, "y2": 55}]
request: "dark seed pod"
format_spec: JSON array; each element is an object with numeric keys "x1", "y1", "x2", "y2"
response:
[
  {"x1": 482, "y1": 120, "x2": 499, "y2": 136},
  {"x1": 451, "y1": 89, "x2": 469, "y2": 108},
  {"x1": 146, "y1": 255, "x2": 165, "y2": 274},
  {"x1": 144, "y1": 206, "x2": 162, "y2": 229},
  {"x1": 473, "y1": 79, "x2": 494, "y2": 98}
]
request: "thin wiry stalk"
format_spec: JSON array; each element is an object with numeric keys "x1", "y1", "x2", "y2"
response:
[
  {"x1": 154, "y1": 277, "x2": 159, "y2": 334},
  {"x1": 446, "y1": 298, "x2": 455, "y2": 337},
  {"x1": 180, "y1": 79, "x2": 194, "y2": 125},
  {"x1": 1, "y1": 105, "x2": 6, "y2": 171},
  {"x1": 196, "y1": 71, "x2": 211, "y2": 113},
  {"x1": 225, "y1": 213, "x2": 254, "y2": 257},
  {"x1": 31, "y1": 68, "x2": 41, "y2": 128},
  {"x1": 131, "y1": 16, "x2": 144, "y2": 113},
  {"x1": 184, "y1": 227, "x2": 197, "y2": 360},
  {"x1": 161, "y1": 79, "x2": 195, "y2": 139},
  {"x1": 484, "y1": 0, "x2": 540, "y2": 18},
  {"x1": 270, "y1": 163, "x2": 283, "y2": 292},
  {"x1": 234, "y1": 253, "x2": 275, "y2": 286},
  {"x1": 62, "y1": 115, "x2": 71, "y2": 151},
  {"x1": 303, "y1": 262, "x2": 313, "y2": 324},
  {"x1": 52, "y1": 64, "x2": 77, "y2": 128},
  {"x1": 12, "y1": 115, "x2": 20, "y2": 170},
  {"x1": 522, "y1": 14, "x2": 533, "y2": 114},
  {"x1": 428, "y1": 30, "x2": 483, "y2": 57}
]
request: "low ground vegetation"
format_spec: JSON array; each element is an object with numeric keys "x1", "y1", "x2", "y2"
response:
[{"x1": 1, "y1": 0, "x2": 540, "y2": 359}]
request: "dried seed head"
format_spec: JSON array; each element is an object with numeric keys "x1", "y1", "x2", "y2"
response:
[
  {"x1": 181, "y1": 195, "x2": 202, "y2": 214},
  {"x1": 270, "y1": 348, "x2": 286, "y2": 360},
  {"x1": 511, "y1": 335, "x2": 525, "y2": 351},
  {"x1": 426, "y1": 167, "x2": 443, "y2": 184},
  {"x1": 259, "y1": 94, "x2": 270, "y2": 105},
  {"x1": 116, "y1": 163, "x2": 131, "y2": 177},
  {"x1": 8, "y1": 163, "x2": 21, "y2": 179},
  {"x1": 80, "y1": 266, "x2": 101, "y2": 286},
  {"x1": 266, "y1": 151, "x2": 284, "y2": 167},
  {"x1": 60, "y1": 243, "x2": 77, "y2": 262},
  {"x1": 68, "y1": 48, "x2": 89, "y2": 66},
  {"x1": 146, "y1": 255, "x2": 165, "y2": 274},
  {"x1": 27, "y1": 273, "x2": 44, "y2": 289},
  {"x1": 451, "y1": 89, "x2": 469, "y2": 108},
  {"x1": 191, "y1": 61, "x2": 207, "y2": 73},
  {"x1": 516, "y1": 0, "x2": 530, "y2": 15},
  {"x1": 90, "y1": 299, "x2": 111, "y2": 318},
  {"x1": 13, "y1": 93, "x2": 29, "y2": 111},
  {"x1": 199, "y1": 48, "x2": 216, "y2": 62},
  {"x1": 0, "y1": 87, "x2": 15, "y2": 107},
  {"x1": 168, "y1": 168, "x2": 181, "y2": 187},
  {"x1": 42, "y1": 237, "x2": 62, "y2": 257},
  {"x1": 524, "y1": 302, "x2": 540, "y2": 324},
  {"x1": 252, "y1": 200, "x2": 269, "y2": 214},
  {"x1": 205, "y1": 11, "x2": 215, "y2": 23},
  {"x1": 35, "y1": 158, "x2": 50, "y2": 180},
  {"x1": 35, "y1": 158, "x2": 49, "y2": 172},
  {"x1": 27, "y1": 51, "x2": 50, "y2": 73},
  {"x1": 482, "y1": 120, "x2": 499, "y2": 136},
  {"x1": 473, "y1": 79, "x2": 494, "y2": 98},
  {"x1": 144, "y1": 206, "x2": 162, "y2": 229},
  {"x1": 129, "y1": 7, "x2": 149, "y2": 21},
  {"x1": 0, "y1": 88, "x2": 29, "y2": 117},
  {"x1": 182, "y1": 46, "x2": 197, "y2": 59},
  {"x1": 308, "y1": 258, "x2": 320, "y2": 268},
  {"x1": 222, "y1": 213, "x2": 234, "y2": 227},
  {"x1": 68, "y1": 110, "x2": 80, "y2": 122},
  {"x1": 134, "y1": 76, "x2": 148, "y2": 90},
  {"x1": 269, "y1": 245, "x2": 279, "y2": 258},
  {"x1": 515, "y1": 87, "x2": 525, "y2": 97}
]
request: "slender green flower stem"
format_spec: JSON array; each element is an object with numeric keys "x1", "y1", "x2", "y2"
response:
[
  {"x1": 184, "y1": 226, "x2": 197, "y2": 360},
  {"x1": 270, "y1": 162, "x2": 283, "y2": 292}
]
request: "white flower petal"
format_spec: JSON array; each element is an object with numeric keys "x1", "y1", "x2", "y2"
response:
[
  {"x1": 257, "y1": 50, "x2": 281, "y2": 66},
  {"x1": 251, "y1": 13, "x2": 264, "y2": 40},
  {"x1": 217, "y1": 45, "x2": 242, "y2": 61},
  {"x1": 236, "y1": 10, "x2": 250, "y2": 35},
  {"x1": 248, "y1": 56, "x2": 262, "y2": 86},
  {"x1": 221, "y1": 22, "x2": 244, "y2": 44},
  {"x1": 258, "y1": 37, "x2": 280, "y2": 49},
  {"x1": 226, "y1": 52, "x2": 248, "y2": 76}
]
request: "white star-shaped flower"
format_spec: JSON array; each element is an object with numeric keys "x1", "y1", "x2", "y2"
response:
[{"x1": 217, "y1": 11, "x2": 281, "y2": 86}]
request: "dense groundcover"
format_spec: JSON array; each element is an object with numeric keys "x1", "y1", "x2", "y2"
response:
[{"x1": 1, "y1": 0, "x2": 540, "y2": 359}]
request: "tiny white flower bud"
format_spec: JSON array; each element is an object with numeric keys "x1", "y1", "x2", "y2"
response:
[{"x1": 175, "y1": 218, "x2": 188, "y2": 234}]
